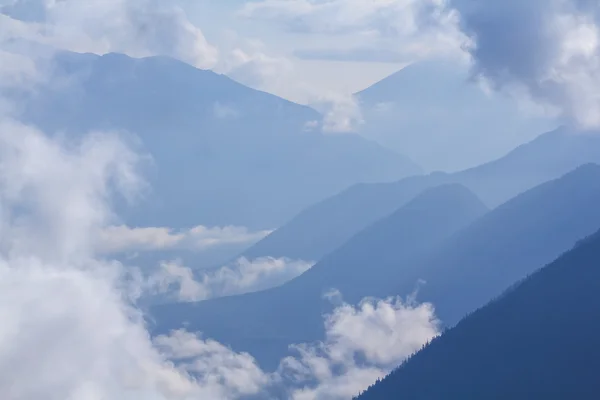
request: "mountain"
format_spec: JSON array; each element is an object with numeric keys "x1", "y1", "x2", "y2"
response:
[
  {"x1": 396, "y1": 163, "x2": 600, "y2": 326},
  {"x1": 244, "y1": 127, "x2": 600, "y2": 261},
  {"x1": 355, "y1": 229, "x2": 600, "y2": 400},
  {"x1": 150, "y1": 184, "x2": 488, "y2": 369},
  {"x1": 151, "y1": 164, "x2": 600, "y2": 370},
  {"x1": 242, "y1": 174, "x2": 445, "y2": 261},
  {"x1": 7, "y1": 50, "x2": 420, "y2": 230},
  {"x1": 356, "y1": 58, "x2": 555, "y2": 172}
]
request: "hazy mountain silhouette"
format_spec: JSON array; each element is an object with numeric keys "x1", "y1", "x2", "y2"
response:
[
  {"x1": 9, "y1": 51, "x2": 420, "y2": 230},
  {"x1": 242, "y1": 174, "x2": 446, "y2": 260},
  {"x1": 355, "y1": 228, "x2": 600, "y2": 400},
  {"x1": 356, "y1": 58, "x2": 554, "y2": 172},
  {"x1": 404, "y1": 163, "x2": 600, "y2": 326},
  {"x1": 245, "y1": 127, "x2": 600, "y2": 261},
  {"x1": 152, "y1": 164, "x2": 600, "y2": 370},
  {"x1": 150, "y1": 184, "x2": 488, "y2": 369}
]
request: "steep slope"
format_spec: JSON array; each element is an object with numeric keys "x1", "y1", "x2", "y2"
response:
[
  {"x1": 245, "y1": 127, "x2": 600, "y2": 261},
  {"x1": 152, "y1": 164, "x2": 600, "y2": 370},
  {"x1": 10, "y1": 51, "x2": 420, "y2": 229},
  {"x1": 356, "y1": 229, "x2": 600, "y2": 400},
  {"x1": 404, "y1": 163, "x2": 600, "y2": 326},
  {"x1": 356, "y1": 58, "x2": 554, "y2": 172},
  {"x1": 242, "y1": 174, "x2": 447, "y2": 260},
  {"x1": 150, "y1": 184, "x2": 488, "y2": 369}
]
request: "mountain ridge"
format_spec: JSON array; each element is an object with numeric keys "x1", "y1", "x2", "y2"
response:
[
  {"x1": 355, "y1": 226, "x2": 600, "y2": 400},
  {"x1": 150, "y1": 183, "x2": 488, "y2": 370},
  {"x1": 7, "y1": 50, "x2": 421, "y2": 230},
  {"x1": 243, "y1": 126, "x2": 600, "y2": 261}
]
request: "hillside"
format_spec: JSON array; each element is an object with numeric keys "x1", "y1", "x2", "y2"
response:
[
  {"x1": 244, "y1": 127, "x2": 600, "y2": 261},
  {"x1": 9, "y1": 51, "x2": 420, "y2": 230},
  {"x1": 151, "y1": 164, "x2": 600, "y2": 370},
  {"x1": 356, "y1": 229, "x2": 600, "y2": 400},
  {"x1": 150, "y1": 184, "x2": 488, "y2": 369},
  {"x1": 242, "y1": 174, "x2": 446, "y2": 260},
  {"x1": 405, "y1": 163, "x2": 600, "y2": 325}
]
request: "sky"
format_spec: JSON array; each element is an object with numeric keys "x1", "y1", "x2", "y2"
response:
[
  {"x1": 178, "y1": 1, "x2": 409, "y2": 100},
  {"x1": 176, "y1": 0, "x2": 465, "y2": 103},
  {"x1": 2, "y1": 0, "x2": 599, "y2": 123}
]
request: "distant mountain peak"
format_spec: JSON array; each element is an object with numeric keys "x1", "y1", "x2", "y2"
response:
[{"x1": 404, "y1": 183, "x2": 487, "y2": 212}]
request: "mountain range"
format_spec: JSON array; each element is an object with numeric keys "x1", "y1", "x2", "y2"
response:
[
  {"x1": 243, "y1": 126, "x2": 600, "y2": 262},
  {"x1": 150, "y1": 163, "x2": 600, "y2": 370},
  {"x1": 5, "y1": 50, "x2": 420, "y2": 230}
]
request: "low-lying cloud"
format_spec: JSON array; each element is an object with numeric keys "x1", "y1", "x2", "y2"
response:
[
  {"x1": 0, "y1": 114, "x2": 440, "y2": 399},
  {"x1": 278, "y1": 296, "x2": 440, "y2": 399},
  {"x1": 0, "y1": 119, "x2": 206, "y2": 399},
  {"x1": 97, "y1": 224, "x2": 272, "y2": 254},
  {"x1": 146, "y1": 257, "x2": 314, "y2": 302},
  {"x1": 153, "y1": 295, "x2": 440, "y2": 400}
]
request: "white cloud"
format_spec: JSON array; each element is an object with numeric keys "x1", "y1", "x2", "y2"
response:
[
  {"x1": 0, "y1": 0, "x2": 218, "y2": 69},
  {"x1": 278, "y1": 296, "x2": 440, "y2": 399},
  {"x1": 97, "y1": 224, "x2": 272, "y2": 254},
  {"x1": 221, "y1": 42, "x2": 295, "y2": 92},
  {"x1": 0, "y1": 48, "x2": 42, "y2": 89},
  {"x1": 311, "y1": 92, "x2": 364, "y2": 133},
  {"x1": 208, "y1": 30, "x2": 365, "y2": 132},
  {"x1": 239, "y1": 0, "x2": 468, "y2": 63},
  {"x1": 0, "y1": 112, "x2": 439, "y2": 399},
  {"x1": 153, "y1": 330, "x2": 271, "y2": 399},
  {"x1": 151, "y1": 295, "x2": 440, "y2": 400},
  {"x1": 0, "y1": 119, "x2": 209, "y2": 399},
  {"x1": 147, "y1": 257, "x2": 314, "y2": 302},
  {"x1": 451, "y1": 0, "x2": 600, "y2": 129}
]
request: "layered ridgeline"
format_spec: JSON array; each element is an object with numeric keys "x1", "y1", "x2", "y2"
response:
[
  {"x1": 356, "y1": 230, "x2": 600, "y2": 400},
  {"x1": 151, "y1": 184, "x2": 488, "y2": 369},
  {"x1": 244, "y1": 127, "x2": 600, "y2": 261},
  {"x1": 151, "y1": 164, "x2": 600, "y2": 369},
  {"x1": 7, "y1": 51, "x2": 419, "y2": 230},
  {"x1": 395, "y1": 163, "x2": 600, "y2": 326}
]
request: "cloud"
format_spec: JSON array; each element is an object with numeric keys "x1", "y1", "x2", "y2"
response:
[
  {"x1": 0, "y1": 119, "x2": 207, "y2": 399},
  {"x1": 153, "y1": 330, "x2": 271, "y2": 399},
  {"x1": 0, "y1": 48, "x2": 42, "y2": 89},
  {"x1": 277, "y1": 296, "x2": 440, "y2": 399},
  {"x1": 451, "y1": 0, "x2": 600, "y2": 128},
  {"x1": 212, "y1": 33, "x2": 364, "y2": 133},
  {"x1": 0, "y1": 0, "x2": 218, "y2": 69},
  {"x1": 97, "y1": 225, "x2": 272, "y2": 254},
  {"x1": 146, "y1": 257, "x2": 315, "y2": 302},
  {"x1": 0, "y1": 108, "x2": 439, "y2": 399},
  {"x1": 223, "y1": 46, "x2": 295, "y2": 92},
  {"x1": 239, "y1": 0, "x2": 468, "y2": 63},
  {"x1": 310, "y1": 92, "x2": 364, "y2": 133},
  {"x1": 150, "y1": 294, "x2": 440, "y2": 400}
]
